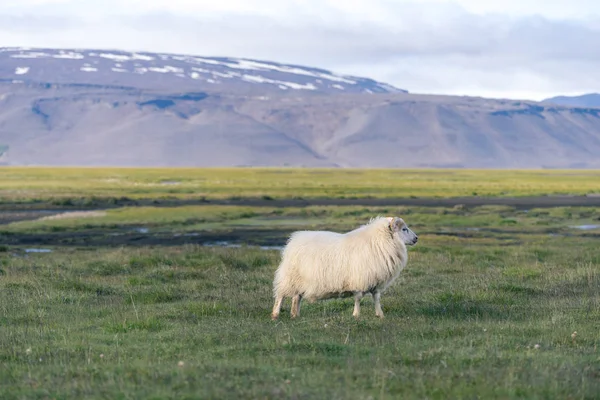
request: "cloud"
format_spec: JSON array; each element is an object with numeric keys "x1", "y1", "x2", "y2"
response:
[
  {"x1": 0, "y1": 14, "x2": 81, "y2": 32},
  {"x1": 1, "y1": 0, "x2": 600, "y2": 100}
]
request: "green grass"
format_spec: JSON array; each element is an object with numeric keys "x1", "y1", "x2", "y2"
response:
[
  {"x1": 2, "y1": 167, "x2": 600, "y2": 205},
  {"x1": 1, "y1": 242, "x2": 598, "y2": 398},
  {"x1": 1, "y1": 226, "x2": 599, "y2": 398}
]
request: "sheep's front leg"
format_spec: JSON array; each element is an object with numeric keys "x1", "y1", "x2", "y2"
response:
[
  {"x1": 352, "y1": 292, "x2": 364, "y2": 319},
  {"x1": 373, "y1": 290, "x2": 384, "y2": 318},
  {"x1": 290, "y1": 294, "x2": 302, "y2": 319}
]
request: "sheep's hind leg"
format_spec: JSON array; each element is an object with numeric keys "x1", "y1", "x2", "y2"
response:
[
  {"x1": 352, "y1": 292, "x2": 364, "y2": 319},
  {"x1": 373, "y1": 290, "x2": 384, "y2": 318},
  {"x1": 271, "y1": 295, "x2": 284, "y2": 320},
  {"x1": 290, "y1": 294, "x2": 302, "y2": 319}
]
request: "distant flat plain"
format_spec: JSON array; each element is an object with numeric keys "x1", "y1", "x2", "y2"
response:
[{"x1": 2, "y1": 167, "x2": 600, "y2": 206}]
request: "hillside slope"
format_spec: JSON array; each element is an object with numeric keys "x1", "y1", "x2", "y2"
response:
[
  {"x1": 2, "y1": 82, "x2": 600, "y2": 168},
  {"x1": 543, "y1": 93, "x2": 600, "y2": 108}
]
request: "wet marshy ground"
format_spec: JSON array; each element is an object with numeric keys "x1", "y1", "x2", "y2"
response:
[{"x1": 1, "y1": 196, "x2": 599, "y2": 249}]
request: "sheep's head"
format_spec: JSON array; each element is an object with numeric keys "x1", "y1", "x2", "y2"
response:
[{"x1": 389, "y1": 217, "x2": 418, "y2": 246}]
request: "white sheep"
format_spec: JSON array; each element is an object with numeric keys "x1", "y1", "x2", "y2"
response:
[{"x1": 271, "y1": 216, "x2": 418, "y2": 320}]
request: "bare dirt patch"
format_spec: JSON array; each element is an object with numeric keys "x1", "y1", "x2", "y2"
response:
[{"x1": 39, "y1": 210, "x2": 107, "y2": 221}]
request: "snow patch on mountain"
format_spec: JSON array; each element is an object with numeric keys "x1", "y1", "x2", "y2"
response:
[{"x1": 80, "y1": 65, "x2": 98, "y2": 72}]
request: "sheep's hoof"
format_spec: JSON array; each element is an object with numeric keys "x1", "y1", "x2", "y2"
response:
[
  {"x1": 376, "y1": 313, "x2": 385, "y2": 319},
  {"x1": 271, "y1": 314, "x2": 279, "y2": 320}
]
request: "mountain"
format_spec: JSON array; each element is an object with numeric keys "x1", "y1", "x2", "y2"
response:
[
  {"x1": 543, "y1": 93, "x2": 600, "y2": 108},
  {"x1": 0, "y1": 47, "x2": 405, "y2": 95},
  {"x1": 2, "y1": 47, "x2": 600, "y2": 168}
]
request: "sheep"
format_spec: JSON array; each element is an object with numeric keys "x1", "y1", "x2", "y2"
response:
[{"x1": 271, "y1": 216, "x2": 418, "y2": 320}]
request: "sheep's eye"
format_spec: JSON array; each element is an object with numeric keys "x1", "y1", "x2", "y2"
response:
[{"x1": 402, "y1": 228, "x2": 408, "y2": 232}]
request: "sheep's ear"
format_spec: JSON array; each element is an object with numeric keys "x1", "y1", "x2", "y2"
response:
[
  {"x1": 389, "y1": 217, "x2": 400, "y2": 232},
  {"x1": 390, "y1": 217, "x2": 405, "y2": 232}
]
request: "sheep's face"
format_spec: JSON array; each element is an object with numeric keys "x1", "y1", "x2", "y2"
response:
[{"x1": 390, "y1": 217, "x2": 418, "y2": 246}]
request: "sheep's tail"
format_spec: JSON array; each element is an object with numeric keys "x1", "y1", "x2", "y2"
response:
[{"x1": 272, "y1": 256, "x2": 290, "y2": 298}]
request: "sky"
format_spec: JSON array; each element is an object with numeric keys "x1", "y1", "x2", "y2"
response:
[{"x1": 1, "y1": 0, "x2": 600, "y2": 101}]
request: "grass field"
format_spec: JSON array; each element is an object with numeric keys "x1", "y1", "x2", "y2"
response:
[
  {"x1": 2, "y1": 167, "x2": 600, "y2": 206},
  {"x1": 1, "y1": 168, "x2": 600, "y2": 399}
]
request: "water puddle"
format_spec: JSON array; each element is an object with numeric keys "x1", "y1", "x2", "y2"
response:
[
  {"x1": 25, "y1": 248, "x2": 52, "y2": 253},
  {"x1": 205, "y1": 241, "x2": 241, "y2": 248},
  {"x1": 570, "y1": 225, "x2": 600, "y2": 230},
  {"x1": 203, "y1": 241, "x2": 282, "y2": 251},
  {"x1": 259, "y1": 245, "x2": 284, "y2": 251}
]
